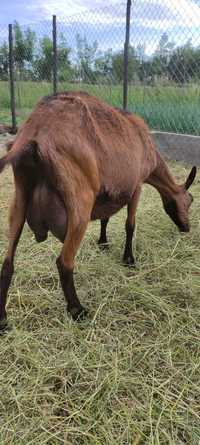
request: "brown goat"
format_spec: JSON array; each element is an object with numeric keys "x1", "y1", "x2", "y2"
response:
[{"x1": 0, "y1": 91, "x2": 196, "y2": 329}]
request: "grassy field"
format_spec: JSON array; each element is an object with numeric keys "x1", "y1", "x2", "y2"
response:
[
  {"x1": 1, "y1": 81, "x2": 200, "y2": 135},
  {"x1": 0, "y1": 148, "x2": 200, "y2": 444}
]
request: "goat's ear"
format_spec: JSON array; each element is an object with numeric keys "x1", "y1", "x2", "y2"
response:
[{"x1": 185, "y1": 166, "x2": 197, "y2": 190}]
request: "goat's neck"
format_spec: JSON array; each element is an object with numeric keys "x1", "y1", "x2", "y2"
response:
[{"x1": 146, "y1": 151, "x2": 180, "y2": 200}]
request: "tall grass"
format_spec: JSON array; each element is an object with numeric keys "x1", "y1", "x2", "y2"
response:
[
  {"x1": 129, "y1": 84, "x2": 200, "y2": 134},
  {"x1": 1, "y1": 81, "x2": 200, "y2": 134},
  {"x1": 0, "y1": 159, "x2": 200, "y2": 444}
]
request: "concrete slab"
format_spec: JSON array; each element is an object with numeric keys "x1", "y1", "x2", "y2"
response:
[{"x1": 152, "y1": 131, "x2": 200, "y2": 166}]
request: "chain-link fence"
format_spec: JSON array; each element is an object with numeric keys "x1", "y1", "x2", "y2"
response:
[{"x1": 1, "y1": 0, "x2": 200, "y2": 135}]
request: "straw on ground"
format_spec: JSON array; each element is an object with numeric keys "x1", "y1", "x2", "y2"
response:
[{"x1": 0, "y1": 154, "x2": 200, "y2": 444}]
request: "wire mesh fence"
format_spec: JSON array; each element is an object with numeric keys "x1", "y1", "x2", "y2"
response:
[
  {"x1": 129, "y1": 0, "x2": 200, "y2": 135},
  {"x1": 0, "y1": 0, "x2": 200, "y2": 135},
  {"x1": 0, "y1": 24, "x2": 10, "y2": 118}
]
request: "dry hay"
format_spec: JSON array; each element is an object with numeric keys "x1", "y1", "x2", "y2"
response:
[{"x1": 0, "y1": 144, "x2": 200, "y2": 444}]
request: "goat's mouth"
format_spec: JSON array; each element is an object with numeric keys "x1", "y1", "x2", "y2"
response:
[
  {"x1": 164, "y1": 202, "x2": 190, "y2": 233},
  {"x1": 178, "y1": 223, "x2": 190, "y2": 233}
]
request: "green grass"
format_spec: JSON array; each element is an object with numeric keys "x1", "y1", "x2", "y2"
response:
[
  {"x1": 1, "y1": 81, "x2": 200, "y2": 134},
  {"x1": 129, "y1": 84, "x2": 200, "y2": 135},
  {"x1": 0, "y1": 158, "x2": 200, "y2": 444}
]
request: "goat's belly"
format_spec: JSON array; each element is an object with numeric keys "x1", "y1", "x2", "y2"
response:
[{"x1": 91, "y1": 191, "x2": 129, "y2": 220}]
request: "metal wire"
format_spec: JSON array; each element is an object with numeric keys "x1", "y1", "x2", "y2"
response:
[{"x1": 0, "y1": 0, "x2": 200, "y2": 135}]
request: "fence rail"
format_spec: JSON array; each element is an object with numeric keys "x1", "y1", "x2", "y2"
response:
[{"x1": 0, "y1": 0, "x2": 200, "y2": 135}]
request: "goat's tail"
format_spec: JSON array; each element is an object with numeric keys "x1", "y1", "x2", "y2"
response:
[
  {"x1": 0, "y1": 140, "x2": 36, "y2": 174},
  {"x1": 0, "y1": 136, "x2": 61, "y2": 194}
]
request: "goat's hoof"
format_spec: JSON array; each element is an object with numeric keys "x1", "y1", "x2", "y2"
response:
[
  {"x1": 0, "y1": 317, "x2": 9, "y2": 334},
  {"x1": 98, "y1": 241, "x2": 109, "y2": 251},
  {"x1": 69, "y1": 306, "x2": 88, "y2": 321},
  {"x1": 123, "y1": 255, "x2": 136, "y2": 267}
]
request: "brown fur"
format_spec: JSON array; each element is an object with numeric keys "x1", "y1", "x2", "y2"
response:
[{"x1": 0, "y1": 91, "x2": 196, "y2": 326}]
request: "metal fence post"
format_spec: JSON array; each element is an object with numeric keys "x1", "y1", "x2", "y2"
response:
[
  {"x1": 8, "y1": 24, "x2": 17, "y2": 133},
  {"x1": 123, "y1": 0, "x2": 132, "y2": 110},
  {"x1": 52, "y1": 14, "x2": 58, "y2": 94}
]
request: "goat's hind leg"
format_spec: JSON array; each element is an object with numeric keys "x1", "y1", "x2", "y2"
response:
[
  {"x1": 123, "y1": 186, "x2": 141, "y2": 267},
  {"x1": 57, "y1": 188, "x2": 94, "y2": 321},
  {"x1": 98, "y1": 218, "x2": 109, "y2": 250},
  {"x1": 0, "y1": 180, "x2": 26, "y2": 331}
]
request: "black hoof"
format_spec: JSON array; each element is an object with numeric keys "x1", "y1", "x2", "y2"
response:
[
  {"x1": 35, "y1": 233, "x2": 48, "y2": 243},
  {"x1": 69, "y1": 306, "x2": 88, "y2": 321},
  {"x1": 123, "y1": 255, "x2": 136, "y2": 267},
  {"x1": 98, "y1": 241, "x2": 109, "y2": 251}
]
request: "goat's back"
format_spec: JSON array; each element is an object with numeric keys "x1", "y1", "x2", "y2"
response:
[{"x1": 3, "y1": 91, "x2": 158, "y2": 204}]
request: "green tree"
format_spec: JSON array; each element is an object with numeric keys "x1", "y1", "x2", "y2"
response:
[
  {"x1": 139, "y1": 34, "x2": 176, "y2": 84},
  {"x1": 94, "y1": 49, "x2": 113, "y2": 81},
  {"x1": 136, "y1": 43, "x2": 146, "y2": 62},
  {"x1": 138, "y1": 60, "x2": 154, "y2": 83},
  {"x1": 156, "y1": 33, "x2": 174, "y2": 60},
  {"x1": 24, "y1": 27, "x2": 36, "y2": 63},
  {"x1": 112, "y1": 46, "x2": 139, "y2": 83},
  {"x1": 76, "y1": 34, "x2": 98, "y2": 82},
  {"x1": 146, "y1": 33, "x2": 175, "y2": 82},
  {"x1": 57, "y1": 33, "x2": 72, "y2": 81},
  {"x1": 34, "y1": 36, "x2": 53, "y2": 81},
  {"x1": 0, "y1": 42, "x2": 9, "y2": 80},
  {"x1": 168, "y1": 42, "x2": 200, "y2": 83},
  {"x1": 34, "y1": 35, "x2": 72, "y2": 82},
  {"x1": 13, "y1": 21, "x2": 36, "y2": 77}
]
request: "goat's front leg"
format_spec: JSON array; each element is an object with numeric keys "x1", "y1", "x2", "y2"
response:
[
  {"x1": 0, "y1": 179, "x2": 26, "y2": 330},
  {"x1": 98, "y1": 218, "x2": 109, "y2": 249},
  {"x1": 123, "y1": 186, "x2": 141, "y2": 266},
  {"x1": 57, "y1": 189, "x2": 94, "y2": 321}
]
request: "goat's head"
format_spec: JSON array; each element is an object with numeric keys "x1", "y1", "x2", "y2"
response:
[{"x1": 163, "y1": 166, "x2": 196, "y2": 232}]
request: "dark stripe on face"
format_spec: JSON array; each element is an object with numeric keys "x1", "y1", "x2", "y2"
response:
[{"x1": 164, "y1": 199, "x2": 189, "y2": 232}]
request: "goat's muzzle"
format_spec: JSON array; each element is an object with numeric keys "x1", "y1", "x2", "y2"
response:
[{"x1": 179, "y1": 223, "x2": 190, "y2": 233}]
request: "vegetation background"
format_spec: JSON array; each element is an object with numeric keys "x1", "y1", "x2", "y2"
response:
[{"x1": 1, "y1": 22, "x2": 200, "y2": 134}]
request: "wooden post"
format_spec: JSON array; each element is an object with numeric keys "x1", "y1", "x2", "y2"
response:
[
  {"x1": 8, "y1": 24, "x2": 17, "y2": 133},
  {"x1": 52, "y1": 15, "x2": 58, "y2": 94},
  {"x1": 123, "y1": 0, "x2": 132, "y2": 110}
]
